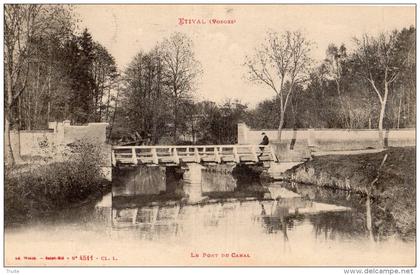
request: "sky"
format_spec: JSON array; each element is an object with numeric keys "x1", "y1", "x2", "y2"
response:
[{"x1": 75, "y1": 4, "x2": 415, "y2": 107}]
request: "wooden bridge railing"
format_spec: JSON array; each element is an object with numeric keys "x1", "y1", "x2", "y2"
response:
[{"x1": 111, "y1": 145, "x2": 278, "y2": 166}]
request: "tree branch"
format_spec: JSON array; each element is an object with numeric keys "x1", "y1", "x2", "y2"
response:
[{"x1": 248, "y1": 64, "x2": 278, "y2": 94}]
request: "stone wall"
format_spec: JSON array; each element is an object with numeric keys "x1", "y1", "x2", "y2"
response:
[
  {"x1": 238, "y1": 123, "x2": 416, "y2": 161},
  {"x1": 9, "y1": 120, "x2": 109, "y2": 157},
  {"x1": 10, "y1": 130, "x2": 56, "y2": 157},
  {"x1": 7, "y1": 120, "x2": 111, "y2": 180}
]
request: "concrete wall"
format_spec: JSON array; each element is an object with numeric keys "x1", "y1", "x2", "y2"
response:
[
  {"x1": 238, "y1": 123, "x2": 415, "y2": 161},
  {"x1": 16, "y1": 130, "x2": 56, "y2": 156},
  {"x1": 7, "y1": 120, "x2": 111, "y2": 180},
  {"x1": 9, "y1": 120, "x2": 109, "y2": 158},
  {"x1": 62, "y1": 122, "x2": 108, "y2": 145}
]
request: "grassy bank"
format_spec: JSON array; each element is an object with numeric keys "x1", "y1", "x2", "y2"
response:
[
  {"x1": 283, "y1": 147, "x2": 416, "y2": 239},
  {"x1": 5, "y1": 142, "x2": 111, "y2": 225}
]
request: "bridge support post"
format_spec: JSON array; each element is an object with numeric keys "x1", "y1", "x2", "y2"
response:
[{"x1": 182, "y1": 163, "x2": 205, "y2": 203}]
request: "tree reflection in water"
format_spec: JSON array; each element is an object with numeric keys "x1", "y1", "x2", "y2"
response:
[
  {"x1": 258, "y1": 198, "x2": 307, "y2": 252},
  {"x1": 278, "y1": 181, "x2": 402, "y2": 241},
  {"x1": 308, "y1": 211, "x2": 365, "y2": 241}
]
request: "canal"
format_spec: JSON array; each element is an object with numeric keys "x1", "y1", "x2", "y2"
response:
[{"x1": 4, "y1": 168, "x2": 415, "y2": 266}]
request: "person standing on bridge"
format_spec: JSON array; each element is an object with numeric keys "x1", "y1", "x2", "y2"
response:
[{"x1": 259, "y1": 132, "x2": 269, "y2": 156}]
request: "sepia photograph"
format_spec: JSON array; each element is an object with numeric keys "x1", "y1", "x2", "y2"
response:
[{"x1": 3, "y1": 3, "x2": 416, "y2": 268}]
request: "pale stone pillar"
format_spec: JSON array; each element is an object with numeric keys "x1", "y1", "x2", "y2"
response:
[
  {"x1": 53, "y1": 121, "x2": 65, "y2": 160},
  {"x1": 48, "y1": 121, "x2": 57, "y2": 132},
  {"x1": 307, "y1": 129, "x2": 316, "y2": 149},
  {"x1": 182, "y1": 163, "x2": 205, "y2": 202},
  {"x1": 237, "y1": 123, "x2": 249, "y2": 144},
  {"x1": 57, "y1": 121, "x2": 66, "y2": 145},
  {"x1": 100, "y1": 144, "x2": 112, "y2": 182}
]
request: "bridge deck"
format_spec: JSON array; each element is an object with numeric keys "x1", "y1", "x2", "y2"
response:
[{"x1": 112, "y1": 145, "x2": 278, "y2": 166}]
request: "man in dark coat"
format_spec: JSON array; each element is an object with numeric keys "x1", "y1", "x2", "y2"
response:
[{"x1": 259, "y1": 132, "x2": 269, "y2": 156}]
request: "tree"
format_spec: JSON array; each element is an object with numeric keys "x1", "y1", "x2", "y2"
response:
[
  {"x1": 245, "y1": 98, "x2": 280, "y2": 129},
  {"x1": 15, "y1": 8, "x2": 74, "y2": 130},
  {"x1": 118, "y1": 33, "x2": 202, "y2": 145},
  {"x1": 193, "y1": 101, "x2": 221, "y2": 144},
  {"x1": 60, "y1": 29, "x2": 120, "y2": 125},
  {"x1": 5, "y1": 5, "x2": 40, "y2": 164},
  {"x1": 192, "y1": 100, "x2": 248, "y2": 144},
  {"x1": 4, "y1": 4, "x2": 74, "y2": 164},
  {"x1": 353, "y1": 31, "x2": 411, "y2": 146},
  {"x1": 161, "y1": 32, "x2": 202, "y2": 143},
  {"x1": 323, "y1": 44, "x2": 353, "y2": 128},
  {"x1": 245, "y1": 30, "x2": 312, "y2": 141},
  {"x1": 121, "y1": 47, "x2": 171, "y2": 144},
  {"x1": 390, "y1": 27, "x2": 416, "y2": 128},
  {"x1": 4, "y1": 5, "x2": 119, "y2": 164},
  {"x1": 91, "y1": 42, "x2": 118, "y2": 122},
  {"x1": 67, "y1": 29, "x2": 96, "y2": 123}
]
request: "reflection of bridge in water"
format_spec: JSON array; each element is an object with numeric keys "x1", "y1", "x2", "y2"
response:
[{"x1": 112, "y1": 192, "x2": 351, "y2": 243}]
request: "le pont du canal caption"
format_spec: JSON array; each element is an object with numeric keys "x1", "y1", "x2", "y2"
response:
[
  {"x1": 191, "y1": 252, "x2": 250, "y2": 258},
  {"x1": 178, "y1": 18, "x2": 237, "y2": 25}
]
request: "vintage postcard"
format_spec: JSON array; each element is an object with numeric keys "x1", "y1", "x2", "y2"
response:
[{"x1": 3, "y1": 3, "x2": 416, "y2": 268}]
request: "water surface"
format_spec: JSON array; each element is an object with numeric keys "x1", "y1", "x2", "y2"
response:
[{"x1": 5, "y1": 173, "x2": 415, "y2": 266}]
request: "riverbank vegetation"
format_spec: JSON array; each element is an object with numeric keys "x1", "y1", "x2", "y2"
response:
[
  {"x1": 5, "y1": 141, "x2": 110, "y2": 225},
  {"x1": 283, "y1": 147, "x2": 415, "y2": 239}
]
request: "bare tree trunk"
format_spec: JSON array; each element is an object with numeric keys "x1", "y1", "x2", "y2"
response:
[
  {"x1": 47, "y1": 66, "x2": 51, "y2": 123},
  {"x1": 396, "y1": 94, "x2": 402, "y2": 129},
  {"x1": 277, "y1": 92, "x2": 285, "y2": 142},
  {"x1": 174, "y1": 114, "x2": 178, "y2": 143},
  {"x1": 151, "y1": 90, "x2": 159, "y2": 145},
  {"x1": 378, "y1": 101, "x2": 386, "y2": 148},
  {"x1": 46, "y1": 49, "x2": 52, "y2": 123},
  {"x1": 151, "y1": 117, "x2": 158, "y2": 144},
  {"x1": 5, "y1": 116, "x2": 15, "y2": 165},
  {"x1": 18, "y1": 96, "x2": 22, "y2": 129},
  {"x1": 105, "y1": 86, "x2": 111, "y2": 122},
  {"x1": 173, "y1": 95, "x2": 178, "y2": 144},
  {"x1": 278, "y1": 110, "x2": 285, "y2": 142},
  {"x1": 108, "y1": 84, "x2": 120, "y2": 141},
  {"x1": 27, "y1": 84, "x2": 32, "y2": 130},
  {"x1": 34, "y1": 63, "x2": 40, "y2": 128},
  {"x1": 98, "y1": 89, "x2": 103, "y2": 122},
  {"x1": 366, "y1": 195, "x2": 375, "y2": 243},
  {"x1": 64, "y1": 101, "x2": 69, "y2": 121},
  {"x1": 290, "y1": 92, "x2": 297, "y2": 129},
  {"x1": 378, "y1": 82, "x2": 389, "y2": 148},
  {"x1": 5, "y1": 66, "x2": 15, "y2": 165},
  {"x1": 335, "y1": 80, "x2": 351, "y2": 128}
]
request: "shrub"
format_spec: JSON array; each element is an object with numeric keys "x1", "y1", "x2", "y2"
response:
[{"x1": 5, "y1": 140, "x2": 107, "y2": 225}]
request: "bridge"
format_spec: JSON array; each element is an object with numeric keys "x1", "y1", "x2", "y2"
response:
[{"x1": 111, "y1": 144, "x2": 278, "y2": 167}]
